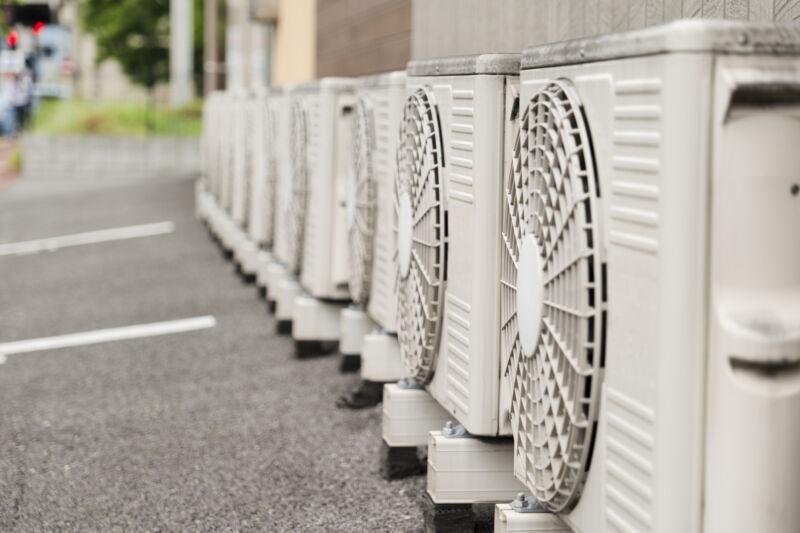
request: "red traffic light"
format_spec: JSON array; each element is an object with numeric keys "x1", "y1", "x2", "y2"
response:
[
  {"x1": 7, "y1": 30, "x2": 18, "y2": 48},
  {"x1": 33, "y1": 21, "x2": 45, "y2": 35}
]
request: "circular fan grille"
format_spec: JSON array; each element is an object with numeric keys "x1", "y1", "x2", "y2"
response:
[
  {"x1": 501, "y1": 81, "x2": 605, "y2": 512},
  {"x1": 286, "y1": 100, "x2": 308, "y2": 275},
  {"x1": 347, "y1": 97, "x2": 376, "y2": 304},
  {"x1": 395, "y1": 87, "x2": 446, "y2": 384}
]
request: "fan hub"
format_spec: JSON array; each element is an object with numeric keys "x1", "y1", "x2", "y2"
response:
[
  {"x1": 517, "y1": 234, "x2": 544, "y2": 358},
  {"x1": 397, "y1": 191, "x2": 413, "y2": 279}
]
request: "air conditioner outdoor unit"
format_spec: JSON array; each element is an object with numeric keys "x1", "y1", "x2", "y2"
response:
[
  {"x1": 197, "y1": 90, "x2": 221, "y2": 223},
  {"x1": 229, "y1": 90, "x2": 259, "y2": 276},
  {"x1": 260, "y1": 88, "x2": 294, "y2": 306},
  {"x1": 251, "y1": 87, "x2": 279, "y2": 292},
  {"x1": 214, "y1": 90, "x2": 244, "y2": 254},
  {"x1": 396, "y1": 54, "x2": 519, "y2": 436},
  {"x1": 207, "y1": 90, "x2": 236, "y2": 249},
  {"x1": 503, "y1": 20, "x2": 800, "y2": 533},
  {"x1": 236, "y1": 87, "x2": 272, "y2": 278},
  {"x1": 287, "y1": 78, "x2": 356, "y2": 343},
  {"x1": 339, "y1": 71, "x2": 407, "y2": 382}
]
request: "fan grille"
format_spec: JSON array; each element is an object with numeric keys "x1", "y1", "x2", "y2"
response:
[
  {"x1": 501, "y1": 81, "x2": 605, "y2": 512},
  {"x1": 347, "y1": 97, "x2": 377, "y2": 304},
  {"x1": 286, "y1": 100, "x2": 308, "y2": 275},
  {"x1": 395, "y1": 87, "x2": 446, "y2": 384}
]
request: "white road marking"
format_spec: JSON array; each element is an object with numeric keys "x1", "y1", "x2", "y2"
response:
[
  {"x1": 0, "y1": 316, "x2": 216, "y2": 358},
  {"x1": 0, "y1": 221, "x2": 175, "y2": 257}
]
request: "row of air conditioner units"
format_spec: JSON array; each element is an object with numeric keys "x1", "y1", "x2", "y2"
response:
[{"x1": 196, "y1": 20, "x2": 799, "y2": 533}]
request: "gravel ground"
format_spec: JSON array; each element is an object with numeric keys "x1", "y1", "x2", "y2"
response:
[{"x1": 0, "y1": 175, "x2": 425, "y2": 532}]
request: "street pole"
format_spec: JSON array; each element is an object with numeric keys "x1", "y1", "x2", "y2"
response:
[
  {"x1": 203, "y1": 0, "x2": 218, "y2": 95},
  {"x1": 169, "y1": 0, "x2": 194, "y2": 106}
]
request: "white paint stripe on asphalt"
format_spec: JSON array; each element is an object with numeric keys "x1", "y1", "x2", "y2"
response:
[
  {"x1": 0, "y1": 221, "x2": 175, "y2": 256},
  {"x1": 0, "y1": 316, "x2": 216, "y2": 358}
]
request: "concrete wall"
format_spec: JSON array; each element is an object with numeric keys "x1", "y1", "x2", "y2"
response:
[
  {"x1": 272, "y1": 0, "x2": 317, "y2": 84},
  {"x1": 316, "y1": 0, "x2": 411, "y2": 77},
  {"x1": 411, "y1": 0, "x2": 800, "y2": 59},
  {"x1": 22, "y1": 135, "x2": 200, "y2": 180}
]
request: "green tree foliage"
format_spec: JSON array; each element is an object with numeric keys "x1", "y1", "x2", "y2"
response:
[
  {"x1": 80, "y1": 0, "x2": 203, "y2": 92},
  {"x1": 81, "y1": 0, "x2": 170, "y2": 90}
]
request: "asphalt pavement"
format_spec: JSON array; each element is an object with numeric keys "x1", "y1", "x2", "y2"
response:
[{"x1": 0, "y1": 173, "x2": 425, "y2": 532}]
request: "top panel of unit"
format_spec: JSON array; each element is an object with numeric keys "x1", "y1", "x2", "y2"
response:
[
  {"x1": 289, "y1": 77, "x2": 355, "y2": 92},
  {"x1": 358, "y1": 70, "x2": 406, "y2": 88},
  {"x1": 522, "y1": 19, "x2": 800, "y2": 69},
  {"x1": 407, "y1": 53, "x2": 520, "y2": 77}
]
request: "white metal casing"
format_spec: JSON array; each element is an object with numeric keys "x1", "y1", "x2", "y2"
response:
[
  {"x1": 293, "y1": 78, "x2": 354, "y2": 300},
  {"x1": 352, "y1": 71, "x2": 406, "y2": 332},
  {"x1": 216, "y1": 91, "x2": 236, "y2": 213},
  {"x1": 402, "y1": 55, "x2": 519, "y2": 436},
  {"x1": 270, "y1": 89, "x2": 294, "y2": 268},
  {"x1": 509, "y1": 20, "x2": 800, "y2": 533},
  {"x1": 230, "y1": 90, "x2": 249, "y2": 226},
  {"x1": 246, "y1": 87, "x2": 273, "y2": 247}
]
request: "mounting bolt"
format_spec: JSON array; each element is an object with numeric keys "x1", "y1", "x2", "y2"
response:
[
  {"x1": 737, "y1": 33, "x2": 749, "y2": 45},
  {"x1": 515, "y1": 493, "x2": 526, "y2": 503}
]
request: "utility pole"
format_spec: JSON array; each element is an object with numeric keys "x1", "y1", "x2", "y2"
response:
[
  {"x1": 169, "y1": 0, "x2": 194, "y2": 106},
  {"x1": 203, "y1": 0, "x2": 218, "y2": 95}
]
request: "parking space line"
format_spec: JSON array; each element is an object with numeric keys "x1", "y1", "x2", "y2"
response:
[
  {"x1": 0, "y1": 221, "x2": 175, "y2": 256},
  {"x1": 0, "y1": 315, "x2": 217, "y2": 358}
]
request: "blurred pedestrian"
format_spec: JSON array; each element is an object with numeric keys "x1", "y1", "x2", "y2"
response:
[
  {"x1": 0, "y1": 71, "x2": 15, "y2": 135},
  {"x1": 13, "y1": 67, "x2": 33, "y2": 132}
]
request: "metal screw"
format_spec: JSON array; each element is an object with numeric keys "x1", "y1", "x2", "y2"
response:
[
  {"x1": 791, "y1": 183, "x2": 799, "y2": 196},
  {"x1": 737, "y1": 33, "x2": 749, "y2": 45}
]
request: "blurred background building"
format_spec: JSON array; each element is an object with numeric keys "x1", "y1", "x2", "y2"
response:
[
  {"x1": 1, "y1": 0, "x2": 798, "y2": 107},
  {"x1": 215, "y1": 0, "x2": 800, "y2": 95}
]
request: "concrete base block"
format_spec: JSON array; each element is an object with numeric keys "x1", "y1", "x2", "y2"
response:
[
  {"x1": 494, "y1": 504, "x2": 570, "y2": 532},
  {"x1": 291, "y1": 295, "x2": 346, "y2": 342},
  {"x1": 235, "y1": 238, "x2": 258, "y2": 276},
  {"x1": 382, "y1": 384, "x2": 451, "y2": 448},
  {"x1": 265, "y1": 262, "x2": 288, "y2": 305},
  {"x1": 361, "y1": 333, "x2": 405, "y2": 383},
  {"x1": 339, "y1": 307, "x2": 374, "y2": 356},
  {"x1": 276, "y1": 278, "x2": 301, "y2": 322},
  {"x1": 255, "y1": 250, "x2": 274, "y2": 289},
  {"x1": 427, "y1": 431, "x2": 526, "y2": 504}
]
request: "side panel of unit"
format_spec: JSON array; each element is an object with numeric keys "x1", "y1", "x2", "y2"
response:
[
  {"x1": 704, "y1": 53, "x2": 800, "y2": 533},
  {"x1": 248, "y1": 95, "x2": 269, "y2": 244},
  {"x1": 329, "y1": 89, "x2": 355, "y2": 295},
  {"x1": 426, "y1": 73, "x2": 506, "y2": 437},
  {"x1": 231, "y1": 96, "x2": 249, "y2": 225},
  {"x1": 300, "y1": 89, "x2": 328, "y2": 295},
  {"x1": 272, "y1": 93, "x2": 293, "y2": 266},
  {"x1": 367, "y1": 77, "x2": 404, "y2": 333}
]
